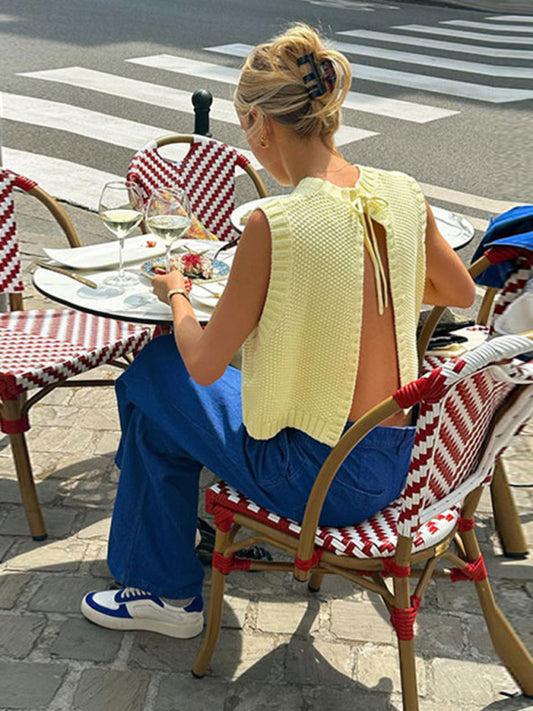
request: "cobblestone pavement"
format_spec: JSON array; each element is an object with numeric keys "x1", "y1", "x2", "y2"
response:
[{"x1": 0, "y1": 195, "x2": 532, "y2": 710}]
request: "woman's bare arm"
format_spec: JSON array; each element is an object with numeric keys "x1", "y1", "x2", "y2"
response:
[
  {"x1": 151, "y1": 209, "x2": 271, "y2": 386},
  {"x1": 423, "y1": 201, "x2": 476, "y2": 308}
]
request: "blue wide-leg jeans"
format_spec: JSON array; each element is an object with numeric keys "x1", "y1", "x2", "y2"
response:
[{"x1": 108, "y1": 335, "x2": 415, "y2": 599}]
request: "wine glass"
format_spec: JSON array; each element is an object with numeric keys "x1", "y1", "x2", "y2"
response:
[
  {"x1": 99, "y1": 181, "x2": 144, "y2": 288},
  {"x1": 146, "y1": 187, "x2": 192, "y2": 272}
]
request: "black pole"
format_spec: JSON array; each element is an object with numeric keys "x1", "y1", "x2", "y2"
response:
[{"x1": 192, "y1": 90, "x2": 213, "y2": 137}]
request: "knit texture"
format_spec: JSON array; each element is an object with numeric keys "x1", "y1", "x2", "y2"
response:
[{"x1": 242, "y1": 165, "x2": 427, "y2": 446}]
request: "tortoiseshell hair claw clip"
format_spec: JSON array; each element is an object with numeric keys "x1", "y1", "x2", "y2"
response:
[{"x1": 297, "y1": 53, "x2": 337, "y2": 100}]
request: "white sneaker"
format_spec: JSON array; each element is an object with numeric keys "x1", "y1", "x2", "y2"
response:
[{"x1": 81, "y1": 587, "x2": 204, "y2": 638}]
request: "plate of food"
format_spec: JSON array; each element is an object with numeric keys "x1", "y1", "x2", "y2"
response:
[
  {"x1": 230, "y1": 196, "x2": 287, "y2": 232},
  {"x1": 140, "y1": 251, "x2": 230, "y2": 282}
]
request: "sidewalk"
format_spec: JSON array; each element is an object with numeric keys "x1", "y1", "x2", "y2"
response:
[{"x1": 0, "y1": 195, "x2": 531, "y2": 711}]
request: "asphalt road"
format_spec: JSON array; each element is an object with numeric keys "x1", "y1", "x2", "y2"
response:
[{"x1": 0, "y1": 0, "x2": 532, "y2": 267}]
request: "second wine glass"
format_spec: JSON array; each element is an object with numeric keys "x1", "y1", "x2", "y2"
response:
[
  {"x1": 99, "y1": 180, "x2": 145, "y2": 288},
  {"x1": 146, "y1": 187, "x2": 192, "y2": 272}
]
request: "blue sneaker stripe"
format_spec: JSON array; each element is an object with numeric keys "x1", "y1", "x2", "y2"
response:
[
  {"x1": 184, "y1": 595, "x2": 203, "y2": 613},
  {"x1": 85, "y1": 592, "x2": 133, "y2": 619}
]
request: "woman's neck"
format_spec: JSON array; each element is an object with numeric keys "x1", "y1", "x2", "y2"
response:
[{"x1": 278, "y1": 132, "x2": 358, "y2": 188}]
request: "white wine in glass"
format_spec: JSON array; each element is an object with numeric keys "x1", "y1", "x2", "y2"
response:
[
  {"x1": 99, "y1": 181, "x2": 144, "y2": 288},
  {"x1": 146, "y1": 187, "x2": 192, "y2": 272}
]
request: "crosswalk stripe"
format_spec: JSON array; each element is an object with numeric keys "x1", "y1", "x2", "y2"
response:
[
  {"x1": 419, "y1": 182, "x2": 523, "y2": 215},
  {"x1": 128, "y1": 52, "x2": 458, "y2": 124},
  {"x1": 336, "y1": 29, "x2": 533, "y2": 60},
  {"x1": 19, "y1": 67, "x2": 375, "y2": 149},
  {"x1": 330, "y1": 38, "x2": 533, "y2": 78},
  {"x1": 488, "y1": 15, "x2": 533, "y2": 22},
  {"x1": 3, "y1": 147, "x2": 121, "y2": 211},
  {"x1": 0, "y1": 91, "x2": 264, "y2": 169},
  {"x1": 442, "y1": 19, "x2": 533, "y2": 33},
  {"x1": 396, "y1": 24, "x2": 533, "y2": 44},
  {"x1": 203, "y1": 44, "x2": 533, "y2": 103}
]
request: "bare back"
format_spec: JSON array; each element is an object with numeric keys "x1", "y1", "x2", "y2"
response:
[{"x1": 348, "y1": 217, "x2": 411, "y2": 427}]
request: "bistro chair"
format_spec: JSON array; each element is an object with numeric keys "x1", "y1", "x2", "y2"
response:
[
  {"x1": 193, "y1": 334, "x2": 533, "y2": 710},
  {"x1": 0, "y1": 168, "x2": 152, "y2": 541},
  {"x1": 126, "y1": 134, "x2": 268, "y2": 242},
  {"x1": 418, "y1": 243, "x2": 533, "y2": 558}
]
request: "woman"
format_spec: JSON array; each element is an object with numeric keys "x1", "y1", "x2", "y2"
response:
[{"x1": 81, "y1": 24, "x2": 475, "y2": 638}]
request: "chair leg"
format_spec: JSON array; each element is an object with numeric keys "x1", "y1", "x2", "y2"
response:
[
  {"x1": 397, "y1": 638, "x2": 419, "y2": 711},
  {"x1": 9, "y1": 431, "x2": 47, "y2": 541},
  {"x1": 308, "y1": 571, "x2": 324, "y2": 593},
  {"x1": 474, "y1": 576, "x2": 533, "y2": 695},
  {"x1": 460, "y1": 527, "x2": 533, "y2": 695},
  {"x1": 490, "y1": 458, "x2": 528, "y2": 558},
  {"x1": 192, "y1": 528, "x2": 230, "y2": 678}
]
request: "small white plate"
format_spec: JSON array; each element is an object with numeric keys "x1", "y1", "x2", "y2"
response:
[
  {"x1": 230, "y1": 197, "x2": 286, "y2": 232},
  {"x1": 190, "y1": 281, "x2": 226, "y2": 310},
  {"x1": 43, "y1": 235, "x2": 167, "y2": 270}
]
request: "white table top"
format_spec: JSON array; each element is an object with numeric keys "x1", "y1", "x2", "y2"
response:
[
  {"x1": 231, "y1": 198, "x2": 475, "y2": 251},
  {"x1": 33, "y1": 239, "x2": 231, "y2": 326}
]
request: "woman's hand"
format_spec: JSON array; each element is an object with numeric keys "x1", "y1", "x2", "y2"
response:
[{"x1": 151, "y1": 269, "x2": 186, "y2": 305}]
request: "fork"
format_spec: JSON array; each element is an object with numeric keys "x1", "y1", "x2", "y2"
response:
[{"x1": 212, "y1": 236, "x2": 241, "y2": 260}]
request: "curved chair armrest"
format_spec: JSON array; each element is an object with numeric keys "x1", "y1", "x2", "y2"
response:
[
  {"x1": 28, "y1": 185, "x2": 81, "y2": 248},
  {"x1": 294, "y1": 395, "x2": 402, "y2": 581},
  {"x1": 417, "y1": 254, "x2": 492, "y2": 369}
]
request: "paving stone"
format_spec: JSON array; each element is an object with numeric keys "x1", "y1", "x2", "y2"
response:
[
  {"x1": 312, "y1": 686, "x2": 401, "y2": 711},
  {"x1": 0, "y1": 535, "x2": 16, "y2": 562},
  {"x1": 0, "y1": 613, "x2": 47, "y2": 658},
  {"x1": 155, "y1": 674, "x2": 228, "y2": 711},
  {"x1": 0, "y1": 506, "x2": 77, "y2": 537},
  {"x1": 330, "y1": 600, "x2": 395, "y2": 645},
  {"x1": 485, "y1": 555, "x2": 533, "y2": 582},
  {"x1": 414, "y1": 611, "x2": 464, "y2": 659},
  {"x1": 5, "y1": 539, "x2": 87, "y2": 572},
  {"x1": 69, "y1": 388, "x2": 117, "y2": 409},
  {"x1": 209, "y1": 630, "x2": 278, "y2": 681},
  {"x1": 76, "y1": 512, "x2": 111, "y2": 541},
  {"x1": 0, "y1": 572, "x2": 32, "y2": 609},
  {"x1": 27, "y1": 575, "x2": 104, "y2": 613},
  {"x1": 356, "y1": 644, "x2": 427, "y2": 697},
  {"x1": 74, "y1": 668, "x2": 150, "y2": 711},
  {"x1": 26, "y1": 425, "x2": 95, "y2": 454},
  {"x1": 75, "y1": 407, "x2": 120, "y2": 431},
  {"x1": 0, "y1": 660, "x2": 67, "y2": 708},
  {"x1": 284, "y1": 638, "x2": 354, "y2": 686},
  {"x1": 30, "y1": 404, "x2": 84, "y2": 428},
  {"x1": 256, "y1": 600, "x2": 320, "y2": 635},
  {"x1": 93, "y1": 430, "x2": 121, "y2": 455},
  {"x1": 61, "y1": 477, "x2": 117, "y2": 508},
  {"x1": 128, "y1": 630, "x2": 200, "y2": 671},
  {"x1": 435, "y1": 579, "x2": 483, "y2": 614},
  {"x1": 0, "y1": 476, "x2": 60, "y2": 504},
  {"x1": 51, "y1": 617, "x2": 122, "y2": 662},
  {"x1": 432, "y1": 658, "x2": 518, "y2": 705},
  {"x1": 225, "y1": 681, "x2": 306, "y2": 711}
]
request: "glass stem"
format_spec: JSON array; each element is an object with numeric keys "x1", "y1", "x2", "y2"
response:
[
  {"x1": 118, "y1": 236, "x2": 125, "y2": 280},
  {"x1": 166, "y1": 244, "x2": 172, "y2": 273}
]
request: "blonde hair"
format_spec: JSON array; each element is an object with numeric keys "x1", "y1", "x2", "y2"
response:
[{"x1": 234, "y1": 24, "x2": 351, "y2": 146}]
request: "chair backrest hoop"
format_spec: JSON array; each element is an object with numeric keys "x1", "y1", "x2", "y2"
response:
[{"x1": 127, "y1": 134, "x2": 268, "y2": 241}]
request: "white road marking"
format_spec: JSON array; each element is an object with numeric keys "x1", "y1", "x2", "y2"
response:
[
  {"x1": 330, "y1": 38, "x2": 533, "y2": 78},
  {"x1": 203, "y1": 44, "x2": 533, "y2": 103},
  {"x1": 128, "y1": 52, "x2": 458, "y2": 123},
  {"x1": 19, "y1": 67, "x2": 376, "y2": 149},
  {"x1": 336, "y1": 29, "x2": 533, "y2": 60},
  {"x1": 0, "y1": 91, "x2": 263, "y2": 170},
  {"x1": 419, "y1": 182, "x2": 523, "y2": 214},
  {"x1": 3, "y1": 148, "x2": 121, "y2": 211},
  {"x1": 396, "y1": 24, "x2": 533, "y2": 44},
  {"x1": 488, "y1": 15, "x2": 533, "y2": 22},
  {"x1": 442, "y1": 20, "x2": 533, "y2": 33}
]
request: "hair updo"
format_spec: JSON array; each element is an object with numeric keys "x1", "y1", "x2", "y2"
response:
[{"x1": 234, "y1": 24, "x2": 351, "y2": 146}]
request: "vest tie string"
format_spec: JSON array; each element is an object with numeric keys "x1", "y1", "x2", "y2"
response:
[{"x1": 351, "y1": 195, "x2": 389, "y2": 315}]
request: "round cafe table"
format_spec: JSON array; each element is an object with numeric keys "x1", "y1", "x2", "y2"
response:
[{"x1": 231, "y1": 198, "x2": 476, "y2": 251}]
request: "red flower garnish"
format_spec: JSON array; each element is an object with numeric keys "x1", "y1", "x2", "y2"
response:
[
  {"x1": 182, "y1": 253, "x2": 202, "y2": 269},
  {"x1": 146, "y1": 240, "x2": 157, "y2": 248}
]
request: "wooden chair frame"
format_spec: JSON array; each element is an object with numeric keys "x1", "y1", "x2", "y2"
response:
[
  {"x1": 1, "y1": 180, "x2": 146, "y2": 540},
  {"x1": 417, "y1": 249, "x2": 531, "y2": 558},
  {"x1": 193, "y1": 337, "x2": 533, "y2": 710}
]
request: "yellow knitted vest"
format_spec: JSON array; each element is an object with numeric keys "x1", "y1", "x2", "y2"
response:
[{"x1": 242, "y1": 165, "x2": 427, "y2": 446}]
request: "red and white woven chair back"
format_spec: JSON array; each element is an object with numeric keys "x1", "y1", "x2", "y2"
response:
[
  {"x1": 396, "y1": 335, "x2": 533, "y2": 538},
  {"x1": 489, "y1": 254, "x2": 533, "y2": 335},
  {"x1": 0, "y1": 169, "x2": 30, "y2": 295},
  {"x1": 126, "y1": 136, "x2": 251, "y2": 241}
]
